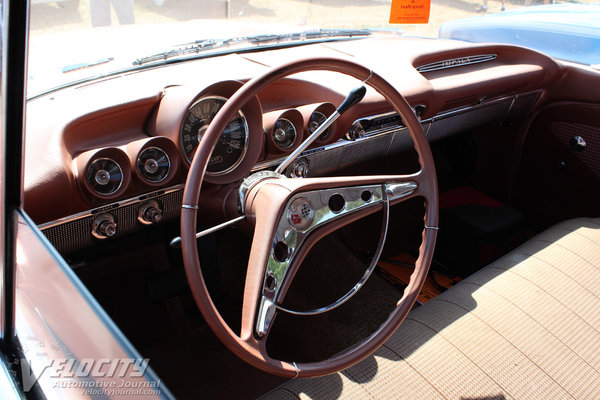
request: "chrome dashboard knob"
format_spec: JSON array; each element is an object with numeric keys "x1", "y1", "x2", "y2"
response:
[
  {"x1": 138, "y1": 201, "x2": 163, "y2": 225},
  {"x1": 345, "y1": 121, "x2": 365, "y2": 141},
  {"x1": 290, "y1": 159, "x2": 309, "y2": 178},
  {"x1": 92, "y1": 214, "x2": 117, "y2": 239}
]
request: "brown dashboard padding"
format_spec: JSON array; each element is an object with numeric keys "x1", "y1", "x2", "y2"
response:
[
  {"x1": 261, "y1": 217, "x2": 600, "y2": 399},
  {"x1": 24, "y1": 35, "x2": 565, "y2": 224}
]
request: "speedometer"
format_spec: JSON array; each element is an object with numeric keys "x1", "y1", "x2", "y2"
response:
[{"x1": 180, "y1": 96, "x2": 249, "y2": 175}]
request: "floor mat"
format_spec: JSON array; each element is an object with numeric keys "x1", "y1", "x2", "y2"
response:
[
  {"x1": 266, "y1": 234, "x2": 403, "y2": 363},
  {"x1": 377, "y1": 253, "x2": 462, "y2": 304}
]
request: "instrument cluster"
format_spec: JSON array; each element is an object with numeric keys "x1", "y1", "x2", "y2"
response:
[
  {"x1": 73, "y1": 80, "x2": 345, "y2": 201},
  {"x1": 170, "y1": 80, "x2": 342, "y2": 185},
  {"x1": 75, "y1": 136, "x2": 181, "y2": 200}
]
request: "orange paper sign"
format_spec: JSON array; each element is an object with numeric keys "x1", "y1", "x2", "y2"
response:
[{"x1": 389, "y1": 0, "x2": 431, "y2": 24}]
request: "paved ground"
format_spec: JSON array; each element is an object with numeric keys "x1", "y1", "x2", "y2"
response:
[{"x1": 30, "y1": 0, "x2": 590, "y2": 39}]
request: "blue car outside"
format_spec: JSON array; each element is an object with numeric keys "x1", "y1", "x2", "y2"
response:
[{"x1": 439, "y1": 4, "x2": 600, "y2": 66}]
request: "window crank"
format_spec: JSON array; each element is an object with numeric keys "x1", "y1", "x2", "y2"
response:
[{"x1": 557, "y1": 135, "x2": 586, "y2": 169}]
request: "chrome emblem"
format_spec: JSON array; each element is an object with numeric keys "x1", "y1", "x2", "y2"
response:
[{"x1": 287, "y1": 197, "x2": 314, "y2": 231}]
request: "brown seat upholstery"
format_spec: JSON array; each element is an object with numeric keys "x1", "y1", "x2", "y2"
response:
[{"x1": 261, "y1": 217, "x2": 600, "y2": 399}]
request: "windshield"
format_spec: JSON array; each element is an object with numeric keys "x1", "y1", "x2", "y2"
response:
[{"x1": 28, "y1": 0, "x2": 599, "y2": 96}]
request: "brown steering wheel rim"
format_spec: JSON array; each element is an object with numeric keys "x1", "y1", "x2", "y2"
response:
[{"x1": 181, "y1": 57, "x2": 438, "y2": 378}]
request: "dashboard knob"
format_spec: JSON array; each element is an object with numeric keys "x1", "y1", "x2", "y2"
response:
[
  {"x1": 290, "y1": 159, "x2": 309, "y2": 178},
  {"x1": 345, "y1": 121, "x2": 365, "y2": 141},
  {"x1": 138, "y1": 201, "x2": 163, "y2": 225},
  {"x1": 92, "y1": 214, "x2": 117, "y2": 239}
]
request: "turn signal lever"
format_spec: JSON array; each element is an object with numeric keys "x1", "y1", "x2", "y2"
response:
[
  {"x1": 170, "y1": 86, "x2": 367, "y2": 249},
  {"x1": 557, "y1": 135, "x2": 586, "y2": 169},
  {"x1": 275, "y1": 85, "x2": 367, "y2": 174}
]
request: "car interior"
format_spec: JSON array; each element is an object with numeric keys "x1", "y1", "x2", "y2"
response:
[{"x1": 23, "y1": 29, "x2": 600, "y2": 399}]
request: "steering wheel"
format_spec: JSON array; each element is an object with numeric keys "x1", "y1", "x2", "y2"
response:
[{"x1": 180, "y1": 57, "x2": 438, "y2": 378}]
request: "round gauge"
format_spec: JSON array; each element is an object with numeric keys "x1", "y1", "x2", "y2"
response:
[
  {"x1": 308, "y1": 111, "x2": 330, "y2": 141},
  {"x1": 180, "y1": 96, "x2": 249, "y2": 175},
  {"x1": 86, "y1": 158, "x2": 123, "y2": 195},
  {"x1": 272, "y1": 118, "x2": 296, "y2": 149},
  {"x1": 137, "y1": 147, "x2": 170, "y2": 183}
]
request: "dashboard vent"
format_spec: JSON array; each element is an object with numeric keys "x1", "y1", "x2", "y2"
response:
[{"x1": 416, "y1": 54, "x2": 497, "y2": 73}]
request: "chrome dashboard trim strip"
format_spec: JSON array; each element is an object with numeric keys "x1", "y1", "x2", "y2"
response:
[
  {"x1": 252, "y1": 96, "x2": 517, "y2": 173},
  {"x1": 251, "y1": 126, "x2": 406, "y2": 172},
  {"x1": 416, "y1": 54, "x2": 497, "y2": 73},
  {"x1": 362, "y1": 123, "x2": 407, "y2": 138},
  {"x1": 431, "y1": 95, "x2": 514, "y2": 121},
  {"x1": 37, "y1": 184, "x2": 185, "y2": 230}
]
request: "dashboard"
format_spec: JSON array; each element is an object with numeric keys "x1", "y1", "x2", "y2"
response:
[{"x1": 23, "y1": 35, "x2": 563, "y2": 254}]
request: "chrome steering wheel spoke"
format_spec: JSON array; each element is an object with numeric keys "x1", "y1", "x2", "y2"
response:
[{"x1": 254, "y1": 179, "x2": 417, "y2": 336}]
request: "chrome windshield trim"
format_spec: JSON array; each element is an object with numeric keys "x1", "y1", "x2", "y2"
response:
[
  {"x1": 37, "y1": 184, "x2": 184, "y2": 230},
  {"x1": 28, "y1": 37, "x2": 370, "y2": 100}
]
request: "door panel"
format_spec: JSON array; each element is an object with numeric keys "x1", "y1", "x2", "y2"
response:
[
  {"x1": 517, "y1": 103, "x2": 600, "y2": 229},
  {"x1": 15, "y1": 210, "x2": 169, "y2": 398}
]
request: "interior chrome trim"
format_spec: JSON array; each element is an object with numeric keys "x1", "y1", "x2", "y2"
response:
[
  {"x1": 253, "y1": 96, "x2": 517, "y2": 175},
  {"x1": 252, "y1": 127, "x2": 408, "y2": 173},
  {"x1": 87, "y1": 157, "x2": 124, "y2": 196},
  {"x1": 416, "y1": 54, "x2": 497, "y2": 73},
  {"x1": 38, "y1": 184, "x2": 184, "y2": 230},
  {"x1": 263, "y1": 184, "x2": 384, "y2": 302},
  {"x1": 275, "y1": 110, "x2": 340, "y2": 174},
  {"x1": 170, "y1": 214, "x2": 246, "y2": 248},
  {"x1": 507, "y1": 93, "x2": 518, "y2": 114},
  {"x1": 432, "y1": 94, "x2": 515, "y2": 121},
  {"x1": 181, "y1": 95, "x2": 250, "y2": 176},
  {"x1": 272, "y1": 117, "x2": 297, "y2": 149},
  {"x1": 385, "y1": 181, "x2": 418, "y2": 201},
  {"x1": 256, "y1": 184, "x2": 389, "y2": 333},
  {"x1": 137, "y1": 146, "x2": 171, "y2": 183},
  {"x1": 273, "y1": 190, "x2": 389, "y2": 316}
]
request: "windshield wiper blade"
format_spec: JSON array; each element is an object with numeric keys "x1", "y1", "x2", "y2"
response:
[
  {"x1": 246, "y1": 29, "x2": 371, "y2": 44},
  {"x1": 63, "y1": 57, "x2": 114, "y2": 73},
  {"x1": 132, "y1": 29, "x2": 371, "y2": 66}
]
